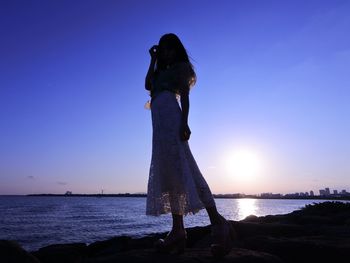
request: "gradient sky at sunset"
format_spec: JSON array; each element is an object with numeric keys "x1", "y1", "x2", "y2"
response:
[{"x1": 1, "y1": 0, "x2": 349, "y2": 195}]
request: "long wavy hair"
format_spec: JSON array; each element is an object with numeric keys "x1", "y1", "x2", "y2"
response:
[{"x1": 155, "y1": 33, "x2": 197, "y2": 88}]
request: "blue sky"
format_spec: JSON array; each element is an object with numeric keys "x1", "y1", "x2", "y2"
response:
[{"x1": 1, "y1": 0, "x2": 349, "y2": 195}]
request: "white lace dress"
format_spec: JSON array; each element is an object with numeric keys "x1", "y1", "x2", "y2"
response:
[{"x1": 146, "y1": 73, "x2": 216, "y2": 216}]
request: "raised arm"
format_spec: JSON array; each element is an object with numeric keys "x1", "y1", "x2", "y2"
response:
[{"x1": 145, "y1": 45, "x2": 158, "y2": 91}]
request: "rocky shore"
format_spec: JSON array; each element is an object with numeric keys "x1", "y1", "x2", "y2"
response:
[{"x1": 1, "y1": 201, "x2": 350, "y2": 262}]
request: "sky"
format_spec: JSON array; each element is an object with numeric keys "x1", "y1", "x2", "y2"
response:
[{"x1": 1, "y1": 0, "x2": 349, "y2": 195}]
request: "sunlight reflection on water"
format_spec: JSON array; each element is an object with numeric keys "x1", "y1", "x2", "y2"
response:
[{"x1": 237, "y1": 198, "x2": 257, "y2": 219}]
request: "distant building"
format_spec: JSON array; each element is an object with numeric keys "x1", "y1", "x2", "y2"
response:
[
  {"x1": 341, "y1": 190, "x2": 348, "y2": 194},
  {"x1": 261, "y1": 193, "x2": 272, "y2": 198},
  {"x1": 214, "y1": 193, "x2": 244, "y2": 198},
  {"x1": 65, "y1": 191, "x2": 72, "y2": 195},
  {"x1": 325, "y1": 188, "x2": 330, "y2": 195},
  {"x1": 319, "y1": 188, "x2": 331, "y2": 196},
  {"x1": 260, "y1": 193, "x2": 282, "y2": 198},
  {"x1": 334, "y1": 190, "x2": 338, "y2": 195},
  {"x1": 310, "y1": 191, "x2": 314, "y2": 196}
]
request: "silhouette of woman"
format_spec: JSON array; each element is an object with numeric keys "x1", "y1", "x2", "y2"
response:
[{"x1": 145, "y1": 33, "x2": 236, "y2": 257}]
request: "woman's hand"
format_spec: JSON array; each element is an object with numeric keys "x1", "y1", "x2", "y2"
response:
[
  {"x1": 180, "y1": 121, "x2": 191, "y2": 141},
  {"x1": 149, "y1": 45, "x2": 158, "y2": 61}
]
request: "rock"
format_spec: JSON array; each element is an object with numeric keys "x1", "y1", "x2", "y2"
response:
[
  {"x1": 84, "y1": 248, "x2": 283, "y2": 263},
  {"x1": 232, "y1": 221, "x2": 313, "y2": 239},
  {"x1": 243, "y1": 235, "x2": 350, "y2": 263},
  {"x1": 243, "y1": 215, "x2": 259, "y2": 222},
  {"x1": 87, "y1": 236, "x2": 132, "y2": 257},
  {"x1": 32, "y1": 242, "x2": 87, "y2": 263},
  {"x1": 0, "y1": 240, "x2": 40, "y2": 263}
]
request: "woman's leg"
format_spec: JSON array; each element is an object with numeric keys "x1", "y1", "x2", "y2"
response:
[
  {"x1": 154, "y1": 213, "x2": 187, "y2": 253},
  {"x1": 171, "y1": 207, "x2": 223, "y2": 230},
  {"x1": 206, "y1": 205, "x2": 225, "y2": 225},
  {"x1": 171, "y1": 213, "x2": 185, "y2": 232},
  {"x1": 206, "y1": 204, "x2": 237, "y2": 257}
]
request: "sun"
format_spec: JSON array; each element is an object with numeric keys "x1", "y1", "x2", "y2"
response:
[{"x1": 225, "y1": 149, "x2": 262, "y2": 181}]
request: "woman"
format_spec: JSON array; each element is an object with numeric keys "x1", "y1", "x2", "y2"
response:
[{"x1": 145, "y1": 33, "x2": 236, "y2": 257}]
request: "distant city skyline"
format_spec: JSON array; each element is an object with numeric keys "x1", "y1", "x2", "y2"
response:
[
  {"x1": 261, "y1": 186, "x2": 350, "y2": 197},
  {"x1": 1, "y1": 1, "x2": 350, "y2": 195},
  {"x1": 7, "y1": 186, "x2": 348, "y2": 197}
]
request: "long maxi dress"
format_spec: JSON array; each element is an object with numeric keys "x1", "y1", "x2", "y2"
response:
[{"x1": 146, "y1": 61, "x2": 216, "y2": 216}]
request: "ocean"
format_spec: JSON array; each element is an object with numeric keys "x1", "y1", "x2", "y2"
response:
[{"x1": 0, "y1": 196, "x2": 344, "y2": 252}]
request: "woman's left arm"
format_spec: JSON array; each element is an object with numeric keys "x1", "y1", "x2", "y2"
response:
[{"x1": 180, "y1": 92, "x2": 191, "y2": 141}]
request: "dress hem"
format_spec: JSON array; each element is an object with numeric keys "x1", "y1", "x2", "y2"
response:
[{"x1": 146, "y1": 205, "x2": 206, "y2": 217}]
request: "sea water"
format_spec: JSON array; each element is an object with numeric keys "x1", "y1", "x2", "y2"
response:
[{"x1": 0, "y1": 196, "x2": 343, "y2": 251}]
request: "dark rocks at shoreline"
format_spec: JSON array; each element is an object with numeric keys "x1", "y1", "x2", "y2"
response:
[
  {"x1": 0, "y1": 240, "x2": 40, "y2": 263},
  {"x1": 1, "y1": 201, "x2": 350, "y2": 263}
]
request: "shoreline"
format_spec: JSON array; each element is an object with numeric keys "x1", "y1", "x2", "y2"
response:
[{"x1": 1, "y1": 201, "x2": 350, "y2": 262}]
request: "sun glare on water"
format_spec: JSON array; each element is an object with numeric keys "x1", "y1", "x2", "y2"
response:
[{"x1": 225, "y1": 149, "x2": 262, "y2": 181}]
